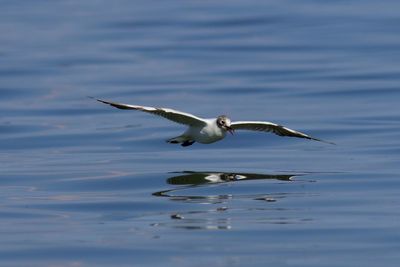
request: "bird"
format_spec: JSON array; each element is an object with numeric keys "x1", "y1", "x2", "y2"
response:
[{"x1": 92, "y1": 97, "x2": 334, "y2": 147}]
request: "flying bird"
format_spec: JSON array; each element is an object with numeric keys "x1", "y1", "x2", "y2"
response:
[{"x1": 92, "y1": 98, "x2": 333, "y2": 147}]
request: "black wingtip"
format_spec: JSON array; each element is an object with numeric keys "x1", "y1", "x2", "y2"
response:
[
  {"x1": 87, "y1": 96, "x2": 102, "y2": 101},
  {"x1": 87, "y1": 96, "x2": 111, "y2": 105},
  {"x1": 87, "y1": 96, "x2": 104, "y2": 103},
  {"x1": 89, "y1": 97, "x2": 136, "y2": 110},
  {"x1": 311, "y1": 137, "x2": 336, "y2": 145}
]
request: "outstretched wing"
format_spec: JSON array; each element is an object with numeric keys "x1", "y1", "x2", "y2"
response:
[
  {"x1": 231, "y1": 121, "x2": 334, "y2": 144},
  {"x1": 92, "y1": 97, "x2": 207, "y2": 127}
]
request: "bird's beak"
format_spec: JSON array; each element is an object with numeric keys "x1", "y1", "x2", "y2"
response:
[{"x1": 226, "y1": 126, "x2": 235, "y2": 135}]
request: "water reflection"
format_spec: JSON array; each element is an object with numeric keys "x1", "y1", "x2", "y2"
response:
[
  {"x1": 153, "y1": 171, "x2": 297, "y2": 198},
  {"x1": 151, "y1": 171, "x2": 306, "y2": 230},
  {"x1": 166, "y1": 171, "x2": 295, "y2": 185}
]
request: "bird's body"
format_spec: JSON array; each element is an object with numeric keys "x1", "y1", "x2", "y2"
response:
[
  {"x1": 92, "y1": 97, "x2": 333, "y2": 146},
  {"x1": 180, "y1": 118, "x2": 226, "y2": 144}
]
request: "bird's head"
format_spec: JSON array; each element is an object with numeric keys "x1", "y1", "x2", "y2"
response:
[{"x1": 216, "y1": 115, "x2": 234, "y2": 135}]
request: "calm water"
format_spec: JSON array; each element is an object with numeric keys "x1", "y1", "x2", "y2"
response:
[{"x1": 1, "y1": 0, "x2": 400, "y2": 266}]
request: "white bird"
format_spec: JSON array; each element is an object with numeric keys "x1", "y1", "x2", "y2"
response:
[{"x1": 93, "y1": 98, "x2": 333, "y2": 147}]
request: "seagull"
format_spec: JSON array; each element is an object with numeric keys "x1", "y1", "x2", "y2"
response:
[{"x1": 92, "y1": 97, "x2": 333, "y2": 147}]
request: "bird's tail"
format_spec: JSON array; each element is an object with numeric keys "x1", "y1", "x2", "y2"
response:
[
  {"x1": 166, "y1": 135, "x2": 195, "y2": 147},
  {"x1": 166, "y1": 135, "x2": 188, "y2": 144}
]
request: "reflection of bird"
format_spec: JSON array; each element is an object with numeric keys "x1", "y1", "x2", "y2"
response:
[
  {"x1": 153, "y1": 171, "x2": 298, "y2": 199},
  {"x1": 167, "y1": 171, "x2": 296, "y2": 185},
  {"x1": 93, "y1": 98, "x2": 333, "y2": 147}
]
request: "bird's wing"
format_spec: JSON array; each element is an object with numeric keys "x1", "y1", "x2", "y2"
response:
[
  {"x1": 231, "y1": 121, "x2": 334, "y2": 144},
  {"x1": 93, "y1": 98, "x2": 207, "y2": 127}
]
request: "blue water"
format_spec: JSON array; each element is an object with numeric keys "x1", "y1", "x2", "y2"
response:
[{"x1": 1, "y1": 0, "x2": 400, "y2": 266}]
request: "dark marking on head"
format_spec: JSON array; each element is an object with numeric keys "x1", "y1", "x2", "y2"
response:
[{"x1": 216, "y1": 115, "x2": 229, "y2": 127}]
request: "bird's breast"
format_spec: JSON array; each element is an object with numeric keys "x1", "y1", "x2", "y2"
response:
[{"x1": 188, "y1": 124, "x2": 226, "y2": 144}]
